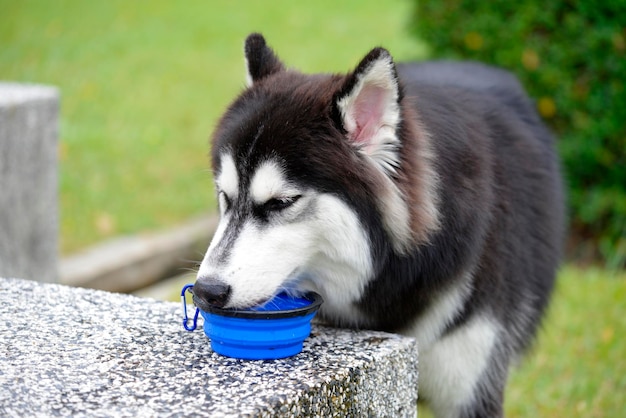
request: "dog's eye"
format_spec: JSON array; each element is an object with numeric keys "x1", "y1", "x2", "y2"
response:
[{"x1": 263, "y1": 195, "x2": 301, "y2": 212}]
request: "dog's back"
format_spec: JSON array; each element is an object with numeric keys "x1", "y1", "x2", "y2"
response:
[{"x1": 399, "y1": 61, "x2": 555, "y2": 144}]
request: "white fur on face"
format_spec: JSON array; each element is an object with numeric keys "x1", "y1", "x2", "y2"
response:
[
  {"x1": 301, "y1": 194, "x2": 373, "y2": 325},
  {"x1": 218, "y1": 214, "x2": 317, "y2": 307},
  {"x1": 202, "y1": 153, "x2": 239, "y2": 258},
  {"x1": 216, "y1": 153, "x2": 239, "y2": 201},
  {"x1": 198, "y1": 158, "x2": 373, "y2": 316},
  {"x1": 249, "y1": 160, "x2": 300, "y2": 205}
]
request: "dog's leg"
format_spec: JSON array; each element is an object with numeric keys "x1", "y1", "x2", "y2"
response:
[{"x1": 419, "y1": 315, "x2": 508, "y2": 418}]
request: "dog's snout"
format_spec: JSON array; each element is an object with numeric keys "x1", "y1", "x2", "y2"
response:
[{"x1": 193, "y1": 277, "x2": 231, "y2": 309}]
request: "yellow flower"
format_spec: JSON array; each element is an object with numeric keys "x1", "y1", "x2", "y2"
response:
[
  {"x1": 522, "y1": 49, "x2": 540, "y2": 71},
  {"x1": 464, "y1": 32, "x2": 483, "y2": 51},
  {"x1": 538, "y1": 97, "x2": 556, "y2": 118}
]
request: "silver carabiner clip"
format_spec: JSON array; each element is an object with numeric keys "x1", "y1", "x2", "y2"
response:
[{"x1": 181, "y1": 284, "x2": 200, "y2": 331}]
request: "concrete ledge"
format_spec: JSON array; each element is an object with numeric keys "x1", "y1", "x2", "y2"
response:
[
  {"x1": 0, "y1": 278, "x2": 418, "y2": 417},
  {"x1": 60, "y1": 215, "x2": 217, "y2": 293}
]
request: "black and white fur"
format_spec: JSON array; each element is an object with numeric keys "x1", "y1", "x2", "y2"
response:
[{"x1": 194, "y1": 33, "x2": 564, "y2": 417}]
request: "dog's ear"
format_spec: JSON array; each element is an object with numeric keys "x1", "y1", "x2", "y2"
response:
[
  {"x1": 244, "y1": 33, "x2": 285, "y2": 86},
  {"x1": 333, "y1": 48, "x2": 402, "y2": 173}
]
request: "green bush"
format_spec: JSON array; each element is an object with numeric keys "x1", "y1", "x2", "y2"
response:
[{"x1": 411, "y1": 0, "x2": 626, "y2": 268}]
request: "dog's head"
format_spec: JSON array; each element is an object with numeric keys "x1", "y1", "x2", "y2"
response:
[{"x1": 194, "y1": 34, "x2": 438, "y2": 319}]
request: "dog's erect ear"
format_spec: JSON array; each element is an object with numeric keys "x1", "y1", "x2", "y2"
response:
[
  {"x1": 244, "y1": 33, "x2": 285, "y2": 86},
  {"x1": 333, "y1": 48, "x2": 402, "y2": 174}
]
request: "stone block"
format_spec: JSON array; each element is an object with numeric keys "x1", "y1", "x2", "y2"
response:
[
  {"x1": 0, "y1": 277, "x2": 419, "y2": 417},
  {"x1": 0, "y1": 83, "x2": 59, "y2": 282}
]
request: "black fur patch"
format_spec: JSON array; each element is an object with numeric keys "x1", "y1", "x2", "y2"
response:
[{"x1": 244, "y1": 33, "x2": 284, "y2": 84}]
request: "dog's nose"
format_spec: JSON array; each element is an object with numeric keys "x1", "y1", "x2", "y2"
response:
[{"x1": 193, "y1": 277, "x2": 231, "y2": 308}]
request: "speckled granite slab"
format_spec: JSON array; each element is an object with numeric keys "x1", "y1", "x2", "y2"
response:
[{"x1": 0, "y1": 278, "x2": 418, "y2": 417}]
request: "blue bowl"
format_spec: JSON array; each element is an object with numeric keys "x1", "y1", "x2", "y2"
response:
[{"x1": 198, "y1": 292, "x2": 323, "y2": 360}]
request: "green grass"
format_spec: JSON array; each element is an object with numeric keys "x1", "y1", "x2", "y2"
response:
[
  {"x1": 0, "y1": 0, "x2": 426, "y2": 253},
  {"x1": 505, "y1": 265, "x2": 626, "y2": 417}
]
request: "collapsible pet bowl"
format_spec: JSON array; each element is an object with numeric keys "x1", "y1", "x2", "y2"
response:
[{"x1": 181, "y1": 285, "x2": 323, "y2": 360}]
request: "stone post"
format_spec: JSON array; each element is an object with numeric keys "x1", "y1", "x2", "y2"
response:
[{"x1": 0, "y1": 83, "x2": 59, "y2": 282}]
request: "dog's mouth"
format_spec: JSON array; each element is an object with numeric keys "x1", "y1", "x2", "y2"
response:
[
  {"x1": 193, "y1": 272, "x2": 310, "y2": 312},
  {"x1": 193, "y1": 292, "x2": 302, "y2": 313},
  {"x1": 191, "y1": 294, "x2": 219, "y2": 313},
  {"x1": 191, "y1": 284, "x2": 288, "y2": 312}
]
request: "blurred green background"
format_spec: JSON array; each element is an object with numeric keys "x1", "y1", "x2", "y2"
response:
[
  {"x1": 0, "y1": 0, "x2": 426, "y2": 254},
  {"x1": 1, "y1": 1, "x2": 624, "y2": 416},
  {"x1": 414, "y1": 0, "x2": 626, "y2": 269}
]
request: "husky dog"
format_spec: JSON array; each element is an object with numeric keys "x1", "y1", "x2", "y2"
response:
[{"x1": 194, "y1": 33, "x2": 564, "y2": 417}]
